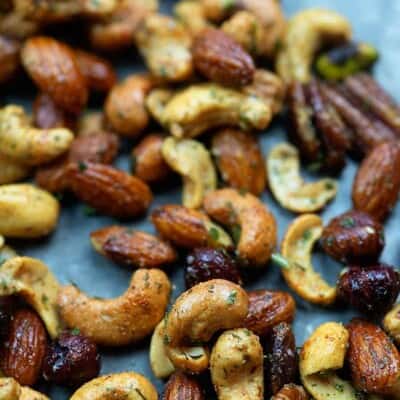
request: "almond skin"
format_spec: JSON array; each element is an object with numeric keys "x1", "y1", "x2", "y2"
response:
[
  {"x1": 66, "y1": 162, "x2": 152, "y2": 218},
  {"x1": 352, "y1": 141, "x2": 400, "y2": 221},
  {"x1": 21, "y1": 36, "x2": 88, "y2": 114},
  {"x1": 192, "y1": 28, "x2": 255, "y2": 87},
  {"x1": 0, "y1": 308, "x2": 47, "y2": 386},
  {"x1": 162, "y1": 371, "x2": 204, "y2": 400},
  {"x1": 273, "y1": 384, "x2": 309, "y2": 400}
]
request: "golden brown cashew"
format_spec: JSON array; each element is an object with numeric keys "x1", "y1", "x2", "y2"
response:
[
  {"x1": 210, "y1": 328, "x2": 264, "y2": 400},
  {"x1": 276, "y1": 8, "x2": 352, "y2": 83},
  {"x1": 58, "y1": 269, "x2": 171, "y2": 346},
  {"x1": 383, "y1": 304, "x2": 400, "y2": 345},
  {"x1": 162, "y1": 137, "x2": 217, "y2": 209},
  {"x1": 203, "y1": 189, "x2": 277, "y2": 266},
  {"x1": 0, "y1": 105, "x2": 73, "y2": 166},
  {"x1": 165, "y1": 279, "x2": 249, "y2": 373},
  {"x1": 0, "y1": 377, "x2": 49, "y2": 400},
  {"x1": 267, "y1": 143, "x2": 338, "y2": 213},
  {"x1": 70, "y1": 372, "x2": 158, "y2": 400},
  {"x1": 0, "y1": 154, "x2": 30, "y2": 185}
]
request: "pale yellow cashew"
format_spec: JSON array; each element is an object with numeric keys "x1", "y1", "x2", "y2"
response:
[
  {"x1": 58, "y1": 269, "x2": 171, "y2": 346},
  {"x1": 0, "y1": 377, "x2": 49, "y2": 400},
  {"x1": 383, "y1": 304, "x2": 400, "y2": 345},
  {"x1": 0, "y1": 154, "x2": 30, "y2": 185}
]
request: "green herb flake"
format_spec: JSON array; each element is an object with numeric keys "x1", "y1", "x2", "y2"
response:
[
  {"x1": 134, "y1": 388, "x2": 147, "y2": 400},
  {"x1": 324, "y1": 236, "x2": 334, "y2": 247},
  {"x1": 78, "y1": 161, "x2": 87, "y2": 172},
  {"x1": 208, "y1": 226, "x2": 220, "y2": 242},
  {"x1": 226, "y1": 290, "x2": 237, "y2": 305},
  {"x1": 302, "y1": 229, "x2": 312, "y2": 242},
  {"x1": 340, "y1": 217, "x2": 355, "y2": 228},
  {"x1": 231, "y1": 224, "x2": 241, "y2": 244},
  {"x1": 222, "y1": 0, "x2": 236, "y2": 10},
  {"x1": 271, "y1": 253, "x2": 290, "y2": 270},
  {"x1": 335, "y1": 383, "x2": 344, "y2": 392},
  {"x1": 325, "y1": 181, "x2": 335, "y2": 190},
  {"x1": 71, "y1": 328, "x2": 80, "y2": 335}
]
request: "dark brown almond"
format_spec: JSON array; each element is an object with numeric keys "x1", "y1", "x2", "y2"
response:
[{"x1": 162, "y1": 371, "x2": 204, "y2": 400}]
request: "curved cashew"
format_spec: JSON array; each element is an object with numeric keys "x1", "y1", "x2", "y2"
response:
[
  {"x1": 0, "y1": 154, "x2": 30, "y2": 185},
  {"x1": 164, "y1": 279, "x2": 249, "y2": 373},
  {"x1": 276, "y1": 8, "x2": 352, "y2": 83},
  {"x1": 280, "y1": 214, "x2": 336, "y2": 306},
  {"x1": 162, "y1": 137, "x2": 217, "y2": 209},
  {"x1": 58, "y1": 269, "x2": 171, "y2": 346},
  {"x1": 267, "y1": 143, "x2": 338, "y2": 213},
  {"x1": 384, "y1": 304, "x2": 400, "y2": 345},
  {"x1": 210, "y1": 328, "x2": 264, "y2": 400},
  {"x1": 145, "y1": 88, "x2": 174, "y2": 125},
  {"x1": 161, "y1": 83, "x2": 272, "y2": 138},
  {"x1": 203, "y1": 189, "x2": 277, "y2": 266},
  {"x1": 0, "y1": 378, "x2": 49, "y2": 400},
  {"x1": 0, "y1": 105, "x2": 73, "y2": 166},
  {"x1": 0, "y1": 257, "x2": 61, "y2": 338},
  {"x1": 0, "y1": 184, "x2": 59, "y2": 238},
  {"x1": 70, "y1": 372, "x2": 158, "y2": 400}
]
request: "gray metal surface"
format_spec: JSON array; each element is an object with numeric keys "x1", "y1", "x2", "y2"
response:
[{"x1": 3, "y1": 1, "x2": 400, "y2": 398}]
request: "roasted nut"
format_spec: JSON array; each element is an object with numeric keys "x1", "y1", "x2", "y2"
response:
[
  {"x1": 338, "y1": 265, "x2": 400, "y2": 316},
  {"x1": 90, "y1": 226, "x2": 177, "y2": 268},
  {"x1": 174, "y1": 1, "x2": 209, "y2": 36},
  {"x1": 162, "y1": 372, "x2": 204, "y2": 400},
  {"x1": 58, "y1": 269, "x2": 171, "y2": 346},
  {"x1": 212, "y1": 129, "x2": 266, "y2": 196},
  {"x1": 145, "y1": 88, "x2": 174, "y2": 125},
  {"x1": 0, "y1": 377, "x2": 49, "y2": 399},
  {"x1": 164, "y1": 279, "x2": 248, "y2": 373},
  {"x1": 0, "y1": 35, "x2": 20, "y2": 84},
  {"x1": 204, "y1": 188, "x2": 277, "y2": 266},
  {"x1": 66, "y1": 162, "x2": 153, "y2": 219},
  {"x1": 272, "y1": 384, "x2": 309, "y2": 400},
  {"x1": 267, "y1": 143, "x2": 338, "y2": 213},
  {"x1": 276, "y1": 9, "x2": 352, "y2": 83},
  {"x1": 244, "y1": 290, "x2": 295, "y2": 338},
  {"x1": 280, "y1": 214, "x2": 336, "y2": 306},
  {"x1": 0, "y1": 308, "x2": 47, "y2": 386},
  {"x1": 384, "y1": 304, "x2": 400, "y2": 345},
  {"x1": 162, "y1": 137, "x2": 217, "y2": 209},
  {"x1": 0, "y1": 105, "x2": 73, "y2": 166},
  {"x1": 151, "y1": 205, "x2": 233, "y2": 250},
  {"x1": 321, "y1": 210, "x2": 384, "y2": 264},
  {"x1": 0, "y1": 155, "x2": 30, "y2": 185},
  {"x1": 200, "y1": 0, "x2": 239, "y2": 22},
  {"x1": 192, "y1": 27, "x2": 255, "y2": 86},
  {"x1": 0, "y1": 12, "x2": 39, "y2": 41},
  {"x1": 134, "y1": 13, "x2": 193, "y2": 82},
  {"x1": 70, "y1": 372, "x2": 158, "y2": 400},
  {"x1": 210, "y1": 328, "x2": 264, "y2": 400},
  {"x1": 347, "y1": 319, "x2": 400, "y2": 396},
  {"x1": 105, "y1": 75, "x2": 153, "y2": 137}
]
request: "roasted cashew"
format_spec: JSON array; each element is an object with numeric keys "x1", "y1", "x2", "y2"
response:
[
  {"x1": 145, "y1": 88, "x2": 174, "y2": 125},
  {"x1": 0, "y1": 184, "x2": 59, "y2": 238},
  {"x1": 0, "y1": 378, "x2": 49, "y2": 400},
  {"x1": 160, "y1": 83, "x2": 272, "y2": 138},
  {"x1": 0, "y1": 257, "x2": 61, "y2": 338},
  {"x1": 267, "y1": 143, "x2": 338, "y2": 213},
  {"x1": 210, "y1": 328, "x2": 264, "y2": 400},
  {"x1": 383, "y1": 304, "x2": 400, "y2": 345},
  {"x1": 174, "y1": 1, "x2": 210, "y2": 36},
  {"x1": 162, "y1": 137, "x2": 217, "y2": 209},
  {"x1": 164, "y1": 279, "x2": 249, "y2": 373},
  {"x1": 280, "y1": 214, "x2": 337, "y2": 306},
  {"x1": 58, "y1": 269, "x2": 171, "y2": 346},
  {"x1": 276, "y1": 8, "x2": 352, "y2": 83},
  {"x1": 70, "y1": 372, "x2": 158, "y2": 400},
  {"x1": 0, "y1": 154, "x2": 30, "y2": 185},
  {"x1": 0, "y1": 105, "x2": 73, "y2": 166},
  {"x1": 203, "y1": 188, "x2": 277, "y2": 266}
]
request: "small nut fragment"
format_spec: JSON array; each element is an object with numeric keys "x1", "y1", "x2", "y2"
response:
[
  {"x1": 162, "y1": 372, "x2": 204, "y2": 400},
  {"x1": 0, "y1": 35, "x2": 20, "y2": 84},
  {"x1": 383, "y1": 304, "x2": 400, "y2": 345},
  {"x1": 162, "y1": 137, "x2": 217, "y2": 209},
  {"x1": 0, "y1": 155, "x2": 30, "y2": 185},
  {"x1": 272, "y1": 384, "x2": 309, "y2": 400}
]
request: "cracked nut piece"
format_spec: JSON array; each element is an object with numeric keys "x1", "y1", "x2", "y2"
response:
[
  {"x1": 267, "y1": 143, "x2": 338, "y2": 213},
  {"x1": 383, "y1": 304, "x2": 400, "y2": 345},
  {"x1": 204, "y1": 188, "x2": 277, "y2": 266},
  {"x1": 162, "y1": 137, "x2": 217, "y2": 209},
  {"x1": 0, "y1": 35, "x2": 20, "y2": 84},
  {"x1": 162, "y1": 372, "x2": 204, "y2": 400},
  {"x1": 91, "y1": 226, "x2": 177, "y2": 268},
  {"x1": 0, "y1": 155, "x2": 30, "y2": 185},
  {"x1": 210, "y1": 328, "x2": 264, "y2": 400},
  {"x1": 273, "y1": 384, "x2": 309, "y2": 400}
]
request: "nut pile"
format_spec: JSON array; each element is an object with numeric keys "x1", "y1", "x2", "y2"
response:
[{"x1": 1, "y1": 0, "x2": 400, "y2": 399}]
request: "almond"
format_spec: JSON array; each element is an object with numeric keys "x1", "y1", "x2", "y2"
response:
[
  {"x1": 0, "y1": 308, "x2": 47, "y2": 386},
  {"x1": 21, "y1": 36, "x2": 88, "y2": 114},
  {"x1": 162, "y1": 371, "x2": 204, "y2": 400},
  {"x1": 273, "y1": 384, "x2": 309, "y2": 400},
  {"x1": 66, "y1": 162, "x2": 152, "y2": 218},
  {"x1": 192, "y1": 28, "x2": 255, "y2": 87},
  {"x1": 352, "y1": 141, "x2": 400, "y2": 221}
]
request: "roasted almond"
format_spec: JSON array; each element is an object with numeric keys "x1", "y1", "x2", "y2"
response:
[
  {"x1": 162, "y1": 371, "x2": 204, "y2": 400},
  {"x1": 273, "y1": 384, "x2": 309, "y2": 400},
  {"x1": 192, "y1": 27, "x2": 255, "y2": 87}
]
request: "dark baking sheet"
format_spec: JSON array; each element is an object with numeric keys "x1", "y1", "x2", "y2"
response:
[{"x1": 3, "y1": 0, "x2": 400, "y2": 398}]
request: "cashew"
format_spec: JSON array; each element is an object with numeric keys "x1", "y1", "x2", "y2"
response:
[
  {"x1": 203, "y1": 189, "x2": 277, "y2": 266},
  {"x1": 0, "y1": 105, "x2": 74, "y2": 166},
  {"x1": 276, "y1": 8, "x2": 352, "y2": 83},
  {"x1": 134, "y1": 13, "x2": 193, "y2": 82},
  {"x1": 383, "y1": 304, "x2": 400, "y2": 345},
  {"x1": 0, "y1": 378, "x2": 49, "y2": 400},
  {"x1": 0, "y1": 184, "x2": 59, "y2": 238},
  {"x1": 162, "y1": 137, "x2": 217, "y2": 209},
  {"x1": 0, "y1": 154, "x2": 30, "y2": 185},
  {"x1": 146, "y1": 88, "x2": 174, "y2": 125},
  {"x1": 174, "y1": 1, "x2": 210, "y2": 36},
  {"x1": 58, "y1": 269, "x2": 171, "y2": 346},
  {"x1": 267, "y1": 143, "x2": 338, "y2": 213},
  {"x1": 160, "y1": 83, "x2": 272, "y2": 138},
  {"x1": 70, "y1": 372, "x2": 158, "y2": 400},
  {"x1": 164, "y1": 279, "x2": 249, "y2": 373},
  {"x1": 211, "y1": 328, "x2": 263, "y2": 400},
  {"x1": 0, "y1": 257, "x2": 61, "y2": 338},
  {"x1": 280, "y1": 214, "x2": 337, "y2": 306}
]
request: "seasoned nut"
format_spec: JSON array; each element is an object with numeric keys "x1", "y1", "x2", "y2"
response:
[
  {"x1": 145, "y1": 88, "x2": 174, "y2": 125},
  {"x1": 151, "y1": 205, "x2": 233, "y2": 250},
  {"x1": 192, "y1": 28, "x2": 255, "y2": 87},
  {"x1": 162, "y1": 372, "x2": 204, "y2": 400},
  {"x1": 212, "y1": 129, "x2": 266, "y2": 196},
  {"x1": 0, "y1": 377, "x2": 49, "y2": 400},
  {"x1": 352, "y1": 141, "x2": 400, "y2": 221},
  {"x1": 174, "y1": 1, "x2": 209, "y2": 36},
  {"x1": 90, "y1": 226, "x2": 177, "y2": 268},
  {"x1": 384, "y1": 304, "x2": 400, "y2": 345},
  {"x1": 244, "y1": 290, "x2": 295, "y2": 338},
  {"x1": 272, "y1": 384, "x2": 309, "y2": 400},
  {"x1": 321, "y1": 210, "x2": 384, "y2": 264},
  {"x1": 0, "y1": 35, "x2": 20, "y2": 84},
  {"x1": 66, "y1": 163, "x2": 152, "y2": 219},
  {"x1": 0, "y1": 154, "x2": 30, "y2": 185}
]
